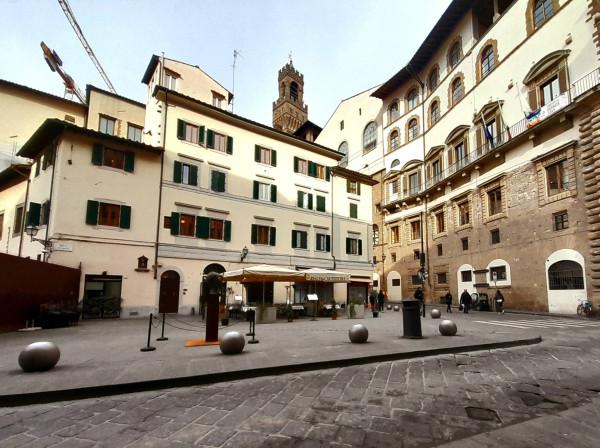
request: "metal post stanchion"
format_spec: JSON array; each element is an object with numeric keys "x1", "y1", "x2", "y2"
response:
[
  {"x1": 140, "y1": 313, "x2": 156, "y2": 352},
  {"x1": 156, "y1": 312, "x2": 168, "y2": 341},
  {"x1": 248, "y1": 311, "x2": 259, "y2": 344}
]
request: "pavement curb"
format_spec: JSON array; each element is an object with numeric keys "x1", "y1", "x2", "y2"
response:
[{"x1": 0, "y1": 336, "x2": 542, "y2": 407}]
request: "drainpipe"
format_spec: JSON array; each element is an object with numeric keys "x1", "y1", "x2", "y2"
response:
[
  {"x1": 44, "y1": 136, "x2": 60, "y2": 263},
  {"x1": 15, "y1": 169, "x2": 31, "y2": 258},
  {"x1": 330, "y1": 171, "x2": 336, "y2": 270},
  {"x1": 153, "y1": 91, "x2": 167, "y2": 279}
]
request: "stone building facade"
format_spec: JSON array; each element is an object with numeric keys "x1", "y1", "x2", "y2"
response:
[{"x1": 272, "y1": 62, "x2": 309, "y2": 134}]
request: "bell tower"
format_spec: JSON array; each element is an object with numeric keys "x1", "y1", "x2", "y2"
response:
[{"x1": 272, "y1": 58, "x2": 308, "y2": 134}]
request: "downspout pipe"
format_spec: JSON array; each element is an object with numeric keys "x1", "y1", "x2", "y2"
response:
[
  {"x1": 14, "y1": 167, "x2": 30, "y2": 258},
  {"x1": 331, "y1": 171, "x2": 336, "y2": 270},
  {"x1": 154, "y1": 92, "x2": 167, "y2": 279},
  {"x1": 44, "y1": 136, "x2": 61, "y2": 262}
]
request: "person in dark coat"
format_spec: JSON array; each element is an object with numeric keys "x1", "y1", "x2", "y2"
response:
[
  {"x1": 369, "y1": 290, "x2": 377, "y2": 311},
  {"x1": 414, "y1": 287, "x2": 425, "y2": 317},
  {"x1": 377, "y1": 290, "x2": 385, "y2": 311},
  {"x1": 444, "y1": 291, "x2": 453, "y2": 313},
  {"x1": 494, "y1": 290, "x2": 505, "y2": 313},
  {"x1": 460, "y1": 289, "x2": 472, "y2": 314}
]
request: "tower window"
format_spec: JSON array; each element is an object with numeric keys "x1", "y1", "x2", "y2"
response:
[{"x1": 290, "y1": 81, "x2": 299, "y2": 102}]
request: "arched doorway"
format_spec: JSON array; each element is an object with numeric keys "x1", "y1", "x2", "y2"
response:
[
  {"x1": 387, "y1": 271, "x2": 401, "y2": 300},
  {"x1": 546, "y1": 249, "x2": 587, "y2": 314},
  {"x1": 159, "y1": 270, "x2": 180, "y2": 313},
  {"x1": 457, "y1": 264, "x2": 475, "y2": 296}
]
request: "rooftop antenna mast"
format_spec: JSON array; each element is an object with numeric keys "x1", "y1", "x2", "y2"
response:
[
  {"x1": 57, "y1": 0, "x2": 117, "y2": 93},
  {"x1": 232, "y1": 49, "x2": 241, "y2": 113}
]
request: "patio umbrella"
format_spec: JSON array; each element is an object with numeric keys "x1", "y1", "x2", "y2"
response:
[{"x1": 222, "y1": 264, "x2": 304, "y2": 304}]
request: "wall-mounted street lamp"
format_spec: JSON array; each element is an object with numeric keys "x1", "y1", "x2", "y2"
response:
[
  {"x1": 24, "y1": 225, "x2": 52, "y2": 261},
  {"x1": 240, "y1": 246, "x2": 249, "y2": 262}
]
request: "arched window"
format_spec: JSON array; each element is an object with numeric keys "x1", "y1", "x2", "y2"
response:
[
  {"x1": 534, "y1": 0, "x2": 554, "y2": 28},
  {"x1": 372, "y1": 224, "x2": 379, "y2": 245},
  {"x1": 390, "y1": 159, "x2": 400, "y2": 169},
  {"x1": 290, "y1": 81, "x2": 298, "y2": 102},
  {"x1": 389, "y1": 130, "x2": 399, "y2": 151},
  {"x1": 448, "y1": 41, "x2": 461, "y2": 69},
  {"x1": 407, "y1": 89, "x2": 419, "y2": 110},
  {"x1": 407, "y1": 119, "x2": 419, "y2": 141},
  {"x1": 388, "y1": 101, "x2": 399, "y2": 122},
  {"x1": 451, "y1": 78, "x2": 464, "y2": 106},
  {"x1": 338, "y1": 141, "x2": 348, "y2": 155},
  {"x1": 363, "y1": 122, "x2": 377, "y2": 153},
  {"x1": 481, "y1": 46, "x2": 495, "y2": 78},
  {"x1": 430, "y1": 101, "x2": 440, "y2": 125},
  {"x1": 428, "y1": 68, "x2": 439, "y2": 93},
  {"x1": 548, "y1": 260, "x2": 584, "y2": 290}
]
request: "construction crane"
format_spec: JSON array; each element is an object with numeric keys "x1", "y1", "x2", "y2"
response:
[
  {"x1": 41, "y1": 41, "x2": 86, "y2": 104},
  {"x1": 57, "y1": 0, "x2": 117, "y2": 94}
]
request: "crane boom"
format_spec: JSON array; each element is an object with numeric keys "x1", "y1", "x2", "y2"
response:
[
  {"x1": 57, "y1": 0, "x2": 117, "y2": 93},
  {"x1": 41, "y1": 41, "x2": 86, "y2": 104}
]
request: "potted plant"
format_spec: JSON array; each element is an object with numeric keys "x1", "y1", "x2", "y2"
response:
[{"x1": 331, "y1": 307, "x2": 338, "y2": 320}]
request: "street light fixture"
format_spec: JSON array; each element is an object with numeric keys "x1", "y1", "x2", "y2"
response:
[
  {"x1": 240, "y1": 246, "x2": 249, "y2": 262},
  {"x1": 24, "y1": 225, "x2": 53, "y2": 261}
]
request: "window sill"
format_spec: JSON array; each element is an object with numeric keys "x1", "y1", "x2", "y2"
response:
[
  {"x1": 432, "y1": 232, "x2": 448, "y2": 240},
  {"x1": 455, "y1": 223, "x2": 473, "y2": 232},
  {"x1": 483, "y1": 212, "x2": 507, "y2": 224},
  {"x1": 135, "y1": 268, "x2": 150, "y2": 272}
]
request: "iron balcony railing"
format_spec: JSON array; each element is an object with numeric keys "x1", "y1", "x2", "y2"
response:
[{"x1": 384, "y1": 67, "x2": 600, "y2": 206}]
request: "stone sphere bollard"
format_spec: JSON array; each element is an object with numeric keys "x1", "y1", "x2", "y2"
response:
[
  {"x1": 386, "y1": 304, "x2": 392, "y2": 310},
  {"x1": 430, "y1": 309, "x2": 441, "y2": 319},
  {"x1": 348, "y1": 324, "x2": 369, "y2": 343},
  {"x1": 18, "y1": 342, "x2": 60, "y2": 372},
  {"x1": 439, "y1": 319, "x2": 457, "y2": 336},
  {"x1": 219, "y1": 331, "x2": 245, "y2": 355},
  {"x1": 393, "y1": 305, "x2": 400, "y2": 312}
]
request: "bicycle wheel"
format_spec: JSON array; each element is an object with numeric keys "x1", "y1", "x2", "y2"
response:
[{"x1": 577, "y1": 304, "x2": 583, "y2": 316}]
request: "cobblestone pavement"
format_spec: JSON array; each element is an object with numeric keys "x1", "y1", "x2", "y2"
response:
[{"x1": 2, "y1": 331, "x2": 600, "y2": 447}]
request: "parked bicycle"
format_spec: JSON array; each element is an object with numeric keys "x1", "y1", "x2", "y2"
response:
[{"x1": 576, "y1": 299, "x2": 593, "y2": 316}]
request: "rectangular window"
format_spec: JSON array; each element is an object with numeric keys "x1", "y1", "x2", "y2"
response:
[
  {"x1": 212, "y1": 92, "x2": 224, "y2": 108},
  {"x1": 410, "y1": 221, "x2": 421, "y2": 240},
  {"x1": 163, "y1": 70, "x2": 178, "y2": 90},
  {"x1": 490, "y1": 265, "x2": 507, "y2": 281},
  {"x1": 163, "y1": 216, "x2": 171, "y2": 229},
  {"x1": 391, "y1": 180, "x2": 399, "y2": 194},
  {"x1": 316, "y1": 233, "x2": 328, "y2": 252},
  {"x1": 210, "y1": 170, "x2": 226, "y2": 193},
  {"x1": 296, "y1": 158, "x2": 308, "y2": 175},
  {"x1": 253, "y1": 224, "x2": 274, "y2": 246},
  {"x1": 491, "y1": 228, "x2": 500, "y2": 244},
  {"x1": 390, "y1": 226, "x2": 400, "y2": 244},
  {"x1": 458, "y1": 201, "x2": 470, "y2": 226},
  {"x1": 258, "y1": 182, "x2": 271, "y2": 201},
  {"x1": 461, "y1": 270, "x2": 472, "y2": 282},
  {"x1": 209, "y1": 219, "x2": 224, "y2": 240},
  {"x1": 437, "y1": 273, "x2": 448, "y2": 284},
  {"x1": 347, "y1": 180, "x2": 359, "y2": 195},
  {"x1": 315, "y1": 164, "x2": 326, "y2": 180},
  {"x1": 373, "y1": 279, "x2": 379, "y2": 287},
  {"x1": 437, "y1": 244, "x2": 443, "y2": 256},
  {"x1": 553, "y1": 211, "x2": 569, "y2": 231},
  {"x1": 316, "y1": 195, "x2": 326, "y2": 212},
  {"x1": 213, "y1": 132, "x2": 227, "y2": 152},
  {"x1": 454, "y1": 142, "x2": 466, "y2": 167},
  {"x1": 411, "y1": 275, "x2": 422, "y2": 285},
  {"x1": 98, "y1": 203, "x2": 121, "y2": 227},
  {"x1": 349, "y1": 203, "x2": 358, "y2": 219},
  {"x1": 391, "y1": 253, "x2": 397, "y2": 262},
  {"x1": 103, "y1": 148, "x2": 125, "y2": 170},
  {"x1": 185, "y1": 122, "x2": 199, "y2": 144},
  {"x1": 292, "y1": 230, "x2": 308, "y2": 249},
  {"x1": 297, "y1": 191, "x2": 313, "y2": 210},
  {"x1": 546, "y1": 160, "x2": 569, "y2": 196},
  {"x1": 413, "y1": 249, "x2": 420, "y2": 261},
  {"x1": 432, "y1": 160, "x2": 441, "y2": 182},
  {"x1": 346, "y1": 237, "x2": 361, "y2": 255},
  {"x1": 99, "y1": 116, "x2": 116, "y2": 135},
  {"x1": 540, "y1": 76, "x2": 560, "y2": 106},
  {"x1": 392, "y1": 278, "x2": 400, "y2": 286},
  {"x1": 461, "y1": 237, "x2": 469, "y2": 251},
  {"x1": 409, "y1": 172, "x2": 420, "y2": 196},
  {"x1": 488, "y1": 188, "x2": 503, "y2": 216},
  {"x1": 435, "y1": 212, "x2": 445, "y2": 233},
  {"x1": 127, "y1": 124, "x2": 143, "y2": 142},
  {"x1": 256, "y1": 146, "x2": 272, "y2": 165},
  {"x1": 178, "y1": 214, "x2": 195, "y2": 237}
]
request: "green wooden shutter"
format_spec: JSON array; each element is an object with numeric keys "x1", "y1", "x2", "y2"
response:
[
  {"x1": 41, "y1": 201, "x2": 50, "y2": 225},
  {"x1": 350, "y1": 203, "x2": 358, "y2": 219},
  {"x1": 224, "y1": 220, "x2": 231, "y2": 241},
  {"x1": 291, "y1": 230, "x2": 297, "y2": 248},
  {"x1": 177, "y1": 119, "x2": 185, "y2": 140},
  {"x1": 255, "y1": 145, "x2": 260, "y2": 162},
  {"x1": 346, "y1": 179, "x2": 351, "y2": 193},
  {"x1": 189, "y1": 165, "x2": 198, "y2": 186},
  {"x1": 326, "y1": 166, "x2": 331, "y2": 181},
  {"x1": 270, "y1": 185, "x2": 277, "y2": 203},
  {"x1": 199, "y1": 126, "x2": 205, "y2": 145},
  {"x1": 357, "y1": 183, "x2": 361, "y2": 195},
  {"x1": 27, "y1": 202, "x2": 41, "y2": 226},
  {"x1": 315, "y1": 234, "x2": 321, "y2": 251},
  {"x1": 346, "y1": 238, "x2": 351, "y2": 254},
  {"x1": 86, "y1": 200, "x2": 99, "y2": 225},
  {"x1": 173, "y1": 161, "x2": 182, "y2": 183},
  {"x1": 269, "y1": 226, "x2": 276, "y2": 246},
  {"x1": 92, "y1": 144, "x2": 103, "y2": 166},
  {"x1": 297, "y1": 191, "x2": 304, "y2": 208},
  {"x1": 308, "y1": 194, "x2": 313, "y2": 210},
  {"x1": 196, "y1": 216, "x2": 210, "y2": 239},
  {"x1": 317, "y1": 196, "x2": 325, "y2": 212},
  {"x1": 124, "y1": 152, "x2": 134, "y2": 173},
  {"x1": 226, "y1": 136, "x2": 233, "y2": 154},
  {"x1": 271, "y1": 150, "x2": 277, "y2": 167},
  {"x1": 218, "y1": 172, "x2": 226, "y2": 192},
  {"x1": 358, "y1": 239, "x2": 363, "y2": 255},
  {"x1": 207, "y1": 129, "x2": 215, "y2": 148},
  {"x1": 300, "y1": 231, "x2": 307, "y2": 249},
  {"x1": 119, "y1": 205, "x2": 131, "y2": 229},
  {"x1": 294, "y1": 157, "x2": 299, "y2": 173},
  {"x1": 326, "y1": 235, "x2": 331, "y2": 252},
  {"x1": 253, "y1": 181, "x2": 259, "y2": 199},
  {"x1": 308, "y1": 161, "x2": 316, "y2": 177},
  {"x1": 170, "y1": 212, "x2": 180, "y2": 235},
  {"x1": 251, "y1": 224, "x2": 258, "y2": 244}
]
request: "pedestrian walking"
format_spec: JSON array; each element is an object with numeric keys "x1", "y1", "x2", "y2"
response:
[
  {"x1": 369, "y1": 290, "x2": 377, "y2": 311},
  {"x1": 377, "y1": 289, "x2": 385, "y2": 312},
  {"x1": 414, "y1": 287, "x2": 425, "y2": 317},
  {"x1": 445, "y1": 291, "x2": 453, "y2": 313},
  {"x1": 460, "y1": 289, "x2": 471, "y2": 314},
  {"x1": 494, "y1": 289, "x2": 505, "y2": 313}
]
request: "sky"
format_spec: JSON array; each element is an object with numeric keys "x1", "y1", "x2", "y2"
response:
[{"x1": 0, "y1": 0, "x2": 452, "y2": 129}]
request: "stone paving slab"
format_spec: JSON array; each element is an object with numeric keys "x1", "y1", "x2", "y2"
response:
[{"x1": 0, "y1": 311, "x2": 548, "y2": 404}]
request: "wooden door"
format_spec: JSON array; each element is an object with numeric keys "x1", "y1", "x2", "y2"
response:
[{"x1": 159, "y1": 270, "x2": 180, "y2": 313}]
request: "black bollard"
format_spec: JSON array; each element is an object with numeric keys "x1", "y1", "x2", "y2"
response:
[
  {"x1": 140, "y1": 313, "x2": 157, "y2": 352},
  {"x1": 248, "y1": 311, "x2": 259, "y2": 344},
  {"x1": 156, "y1": 313, "x2": 168, "y2": 341},
  {"x1": 246, "y1": 309, "x2": 255, "y2": 336}
]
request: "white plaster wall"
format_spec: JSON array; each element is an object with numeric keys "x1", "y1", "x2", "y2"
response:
[
  {"x1": 386, "y1": 270, "x2": 402, "y2": 301},
  {"x1": 457, "y1": 263, "x2": 476, "y2": 296},
  {"x1": 545, "y1": 248, "x2": 587, "y2": 314}
]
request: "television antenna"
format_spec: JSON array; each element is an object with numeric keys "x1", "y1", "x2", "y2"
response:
[{"x1": 231, "y1": 49, "x2": 242, "y2": 112}]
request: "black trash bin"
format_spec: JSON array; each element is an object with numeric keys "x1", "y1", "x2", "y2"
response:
[{"x1": 401, "y1": 299, "x2": 422, "y2": 339}]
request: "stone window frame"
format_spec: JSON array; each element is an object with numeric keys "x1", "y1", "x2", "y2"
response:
[
  {"x1": 427, "y1": 65, "x2": 440, "y2": 95},
  {"x1": 535, "y1": 146, "x2": 576, "y2": 206},
  {"x1": 446, "y1": 36, "x2": 463, "y2": 74},
  {"x1": 425, "y1": 146, "x2": 445, "y2": 186},
  {"x1": 403, "y1": 164, "x2": 423, "y2": 197},
  {"x1": 405, "y1": 85, "x2": 421, "y2": 112},
  {"x1": 525, "y1": 0, "x2": 560, "y2": 36},
  {"x1": 523, "y1": 51, "x2": 569, "y2": 112},
  {"x1": 389, "y1": 222, "x2": 401, "y2": 246},
  {"x1": 431, "y1": 206, "x2": 448, "y2": 239},
  {"x1": 406, "y1": 216, "x2": 422, "y2": 244},
  {"x1": 480, "y1": 178, "x2": 508, "y2": 223},
  {"x1": 448, "y1": 73, "x2": 466, "y2": 109},
  {"x1": 388, "y1": 99, "x2": 400, "y2": 124},
  {"x1": 388, "y1": 127, "x2": 401, "y2": 153},
  {"x1": 476, "y1": 39, "x2": 499, "y2": 83},
  {"x1": 428, "y1": 97, "x2": 441, "y2": 129},
  {"x1": 434, "y1": 265, "x2": 450, "y2": 286},
  {"x1": 406, "y1": 115, "x2": 420, "y2": 142},
  {"x1": 445, "y1": 125, "x2": 470, "y2": 170},
  {"x1": 454, "y1": 193, "x2": 473, "y2": 231}
]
